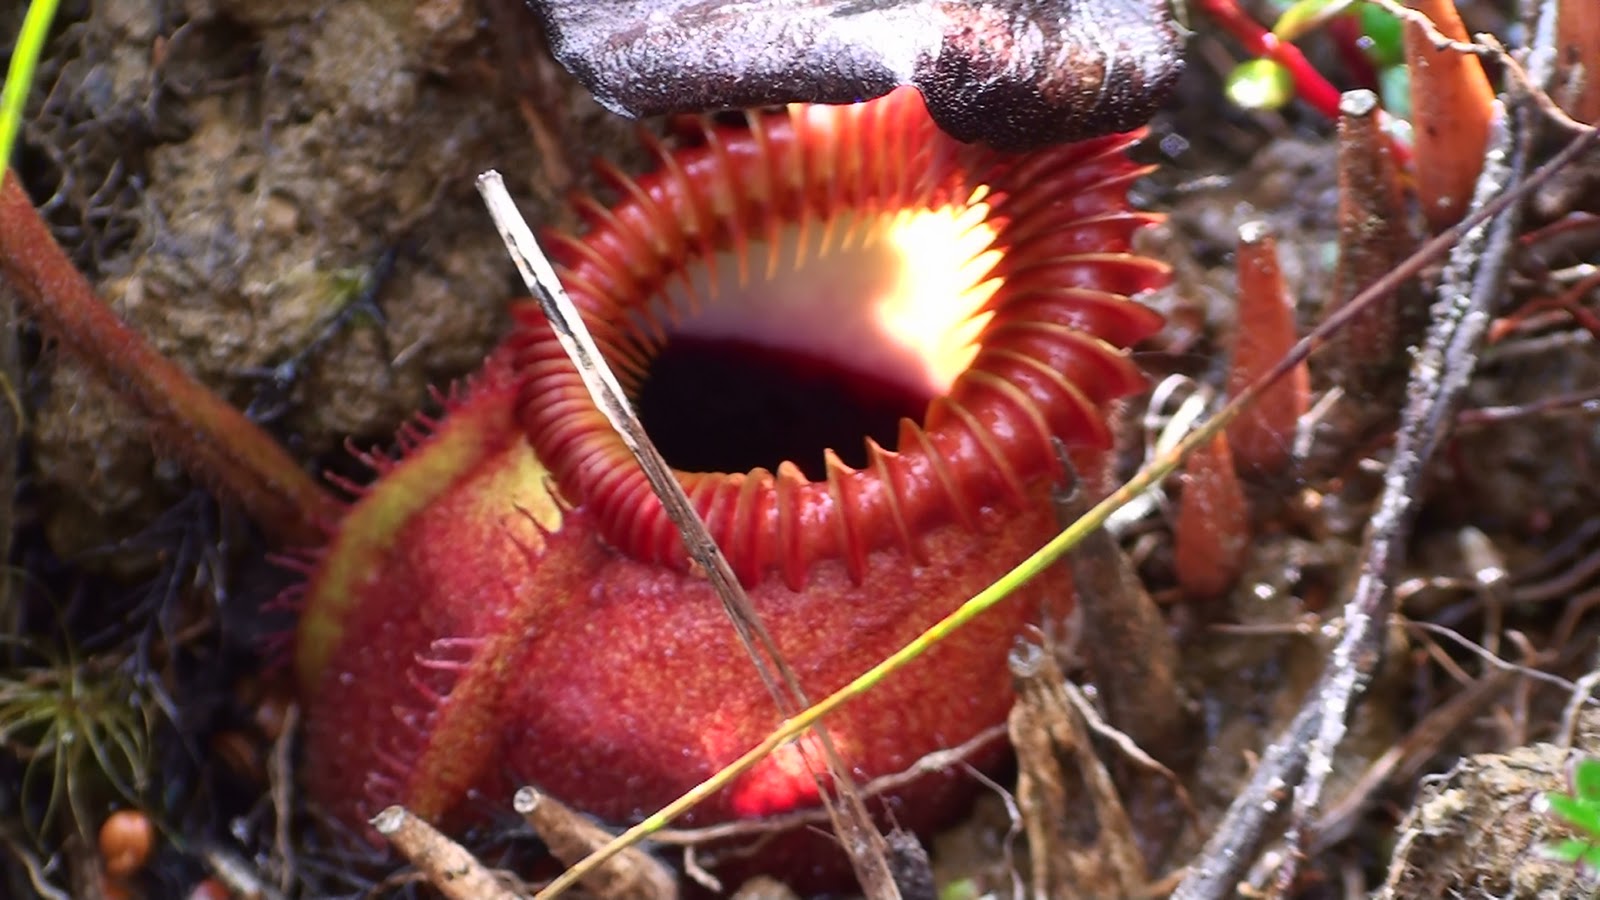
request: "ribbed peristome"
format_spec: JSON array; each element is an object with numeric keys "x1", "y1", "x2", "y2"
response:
[{"x1": 514, "y1": 87, "x2": 1167, "y2": 591}]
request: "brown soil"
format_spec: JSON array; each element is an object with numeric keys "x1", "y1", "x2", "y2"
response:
[{"x1": 22, "y1": 0, "x2": 640, "y2": 559}]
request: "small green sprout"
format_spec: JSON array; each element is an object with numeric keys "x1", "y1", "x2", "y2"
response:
[
  {"x1": 0, "y1": 637, "x2": 156, "y2": 843},
  {"x1": 1544, "y1": 755, "x2": 1600, "y2": 870},
  {"x1": 1226, "y1": 58, "x2": 1297, "y2": 111}
]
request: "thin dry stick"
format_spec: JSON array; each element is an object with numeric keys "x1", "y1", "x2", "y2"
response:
[
  {"x1": 1310, "y1": 668, "x2": 1512, "y2": 850},
  {"x1": 268, "y1": 703, "x2": 298, "y2": 896},
  {"x1": 1173, "y1": 116, "x2": 1596, "y2": 900},
  {"x1": 1278, "y1": 0, "x2": 1591, "y2": 881},
  {"x1": 1060, "y1": 682, "x2": 1195, "y2": 821},
  {"x1": 515, "y1": 788, "x2": 678, "y2": 900},
  {"x1": 371, "y1": 806, "x2": 521, "y2": 900},
  {"x1": 1406, "y1": 620, "x2": 1568, "y2": 691},
  {"x1": 651, "y1": 724, "x2": 1010, "y2": 845},
  {"x1": 475, "y1": 173, "x2": 899, "y2": 900},
  {"x1": 1559, "y1": 650, "x2": 1600, "y2": 747},
  {"x1": 1278, "y1": 101, "x2": 1525, "y2": 892},
  {"x1": 1373, "y1": 0, "x2": 1591, "y2": 135},
  {"x1": 199, "y1": 845, "x2": 286, "y2": 900}
]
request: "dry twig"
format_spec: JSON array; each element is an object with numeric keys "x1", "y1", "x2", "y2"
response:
[
  {"x1": 1009, "y1": 642, "x2": 1147, "y2": 897},
  {"x1": 1173, "y1": 10, "x2": 1599, "y2": 892},
  {"x1": 516, "y1": 788, "x2": 678, "y2": 900},
  {"x1": 372, "y1": 806, "x2": 522, "y2": 900}
]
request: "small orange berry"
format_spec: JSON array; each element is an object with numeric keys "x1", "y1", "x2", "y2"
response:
[{"x1": 99, "y1": 809, "x2": 155, "y2": 880}]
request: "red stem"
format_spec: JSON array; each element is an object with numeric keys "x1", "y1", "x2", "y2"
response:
[
  {"x1": 1326, "y1": 14, "x2": 1380, "y2": 92},
  {"x1": 0, "y1": 170, "x2": 338, "y2": 547},
  {"x1": 1194, "y1": 0, "x2": 1414, "y2": 166},
  {"x1": 1489, "y1": 269, "x2": 1600, "y2": 344}
]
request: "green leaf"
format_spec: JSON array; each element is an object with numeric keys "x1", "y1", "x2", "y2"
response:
[
  {"x1": 1356, "y1": 1, "x2": 1405, "y2": 68},
  {"x1": 1225, "y1": 59, "x2": 1296, "y2": 111},
  {"x1": 1548, "y1": 838, "x2": 1590, "y2": 864},
  {"x1": 1378, "y1": 63, "x2": 1411, "y2": 119},
  {"x1": 1575, "y1": 756, "x2": 1600, "y2": 801},
  {"x1": 1546, "y1": 837, "x2": 1600, "y2": 870},
  {"x1": 1548, "y1": 791, "x2": 1600, "y2": 837},
  {"x1": 939, "y1": 879, "x2": 980, "y2": 900},
  {"x1": 1273, "y1": 0, "x2": 1355, "y2": 42}
]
